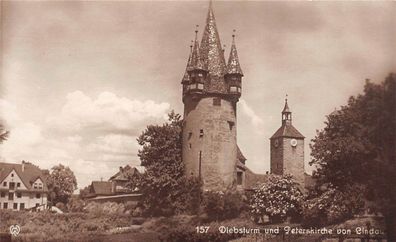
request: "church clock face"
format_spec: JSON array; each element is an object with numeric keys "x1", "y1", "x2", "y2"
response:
[{"x1": 290, "y1": 139, "x2": 298, "y2": 147}]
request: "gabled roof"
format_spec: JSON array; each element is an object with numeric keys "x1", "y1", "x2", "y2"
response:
[
  {"x1": 109, "y1": 165, "x2": 145, "y2": 181},
  {"x1": 271, "y1": 123, "x2": 305, "y2": 139},
  {"x1": 91, "y1": 181, "x2": 113, "y2": 195},
  {"x1": 0, "y1": 161, "x2": 48, "y2": 191}
]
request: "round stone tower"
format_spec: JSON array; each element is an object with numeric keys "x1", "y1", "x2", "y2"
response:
[{"x1": 181, "y1": 2, "x2": 244, "y2": 191}]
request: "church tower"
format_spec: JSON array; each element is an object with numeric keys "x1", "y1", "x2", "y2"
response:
[
  {"x1": 181, "y1": 2, "x2": 243, "y2": 191},
  {"x1": 270, "y1": 97, "x2": 305, "y2": 187}
]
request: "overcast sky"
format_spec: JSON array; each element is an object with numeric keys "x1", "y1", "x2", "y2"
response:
[{"x1": 1, "y1": 1, "x2": 394, "y2": 189}]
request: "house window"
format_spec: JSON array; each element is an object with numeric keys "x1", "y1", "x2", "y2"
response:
[
  {"x1": 199, "y1": 129, "x2": 204, "y2": 138},
  {"x1": 35, "y1": 203, "x2": 40, "y2": 208},
  {"x1": 189, "y1": 143, "x2": 192, "y2": 149},
  {"x1": 9, "y1": 182, "x2": 15, "y2": 190},
  {"x1": 0, "y1": 192, "x2": 5, "y2": 197},
  {"x1": 8, "y1": 193, "x2": 14, "y2": 201},
  {"x1": 17, "y1": 182, "x2": 20, "y2": 188},
  {"x1": 11, "y1": 173, "x2": 14, "y2": 177},
  {"x1": 20, "y1": 203, "x2": 25, "y2": 210},
  {"x1": 3, "y1": 203, "x2": 8, "y2": 209},
  {"x1": 3, "y1": 182, "x2": 7, "y2": 187},
  {"x1": 237, "y1": 171, "x2": 243, "y2": 185},
  {"x1": 13, "y1": 203, "x2": 18, "y2": 209},
  {"x1": 16, "y1": 192, "x2": 22, "y2": 198},
  {"x1": 36, "y1": 193, "x2": 41, "y2": 199},
  {"x1": 213, "y1": 97, "x2": 221, "y2": 106}
]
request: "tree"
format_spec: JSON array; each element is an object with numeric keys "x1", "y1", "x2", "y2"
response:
[
  {"x1": 127, "y1": 111, "x2": 202, "y2": 216},
  {"x1": 0, "y1": 124, "x2": 9, "y2": 143},
  {"x1": 45, "y1": 164, "x2": 78, "y2": 205},
  {"x1": 250, "y1": 174, "x2": 304, "y2": 223},
  {"x1": 310, "y1": 73, "x2": 396, "y2": 238},
  {"x1": 302, "y1": 184, "x2": 365, "y2": 226}
]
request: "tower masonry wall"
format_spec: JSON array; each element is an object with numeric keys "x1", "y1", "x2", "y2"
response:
[
  {"x1": 282, "y1": 138, "x2": 305, "y2": 187},
  {"x1": 182, "y1": 96, "x2": 237, "y2": 191},
  {"x1": 270, "y1": 139, "x2": 283, "y2": 175}
]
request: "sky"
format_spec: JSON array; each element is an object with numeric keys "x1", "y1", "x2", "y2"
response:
[{"x1": 0, "y1": 1, "x2": 395, "y2": 189}]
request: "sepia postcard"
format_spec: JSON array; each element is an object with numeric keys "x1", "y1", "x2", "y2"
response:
[{"x1": 0, "y1": 1, "x2": 395, "y2": 241}]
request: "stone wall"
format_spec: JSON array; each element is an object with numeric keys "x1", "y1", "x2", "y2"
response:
[{"x1": 182, "y1": 96, "x2": 237, "y2": 191}]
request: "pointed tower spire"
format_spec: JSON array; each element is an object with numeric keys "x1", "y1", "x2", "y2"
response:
[
  {"x1": 191, "y1": 26, "x2": 205, "y2": 71},
  {"x1": 181, "y1": 41, "x2": 193, "y2": 84},
  {"x1": 226, "y1": 30, "x2": 243, "y2": 76},
  {"x1": 200, "y1": 1, "x2": 226, "y2": 77},
  {"x1": 282, "y1": 94, "x2": 292, "y2": 125}
]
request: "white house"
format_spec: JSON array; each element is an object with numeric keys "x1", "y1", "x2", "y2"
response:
[{"x1": 0, "y1": 161, "x2": 48, "y2": 210}]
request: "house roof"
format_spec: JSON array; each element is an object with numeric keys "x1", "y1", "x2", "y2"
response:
[
  {"x1": 0, "y1": 161, "x2": 48, "y2": 192},
  {"x1": 271, "y1": 123, "x2": 305, "y2": 139},
  {"x1": 91, "y1": 181, "x2": 113, "y2": 195},
  {"x1": 109, "y1": 165, "x2": 146, "y2": 181}
]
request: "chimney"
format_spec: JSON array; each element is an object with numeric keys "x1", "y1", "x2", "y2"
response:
[
  {"x1": 22, "y1": 160, "x2": 25, "y2": 172},
  {"x1": 119, "y1": 166, "x2": 123, "y2": 172}
]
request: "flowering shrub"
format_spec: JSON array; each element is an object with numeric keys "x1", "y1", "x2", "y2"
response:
[
  {"x1": 302, "y1": 185, "x2": 364, "y2": 226},
  {"x1": 250, "y1": 174, "x2": 304, "y2": 222}
]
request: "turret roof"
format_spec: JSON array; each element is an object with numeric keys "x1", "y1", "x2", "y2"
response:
[{"x1": 226, "y1": 33, "x2": 243, "y2": 76}]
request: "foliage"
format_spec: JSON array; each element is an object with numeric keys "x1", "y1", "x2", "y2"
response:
[
  {"x1": 66, "y1": 196, "x2": 85, "y2": 212},
  {"x1": 203, "y1": 190, "x2": 244, "y2": 222},
  {"x1": 45, "y1": 164, "x2": 78, "y2": 205},
  {"x1": 0, "y1": 209, "x2": 132, "y2": 241},
  {"x1": 0, "y1": 123, "x2": 9, "y2": 143},
  {"x1": 250, "y1": 174, "x2": 304, "y2": 222},
  {"x1": 127, "y1": 111, "x2": 202, "y2": 216},
  {"x1": 302, "y1": 184, "x2": 365, "y2": 226},
  {"x1": 79, "y1": 184, "x2": 92, "y2": 199},
  {"x1": 309, "y1": 73, "x2": 396, "y2": 237}
]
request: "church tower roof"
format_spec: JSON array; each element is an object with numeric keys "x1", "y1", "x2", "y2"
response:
[
  {"x1": 199, "y1": 0, "x2": 226, "y2": 78},
  {"x1": 226, "y1": 31, "x2": 243, "y2": 76},
  {"x1": 271, "y1": 97, "x2": 304, "y2": 139},
  {"x1": 282, "y1": 97, "x2": 291, "y2": 113}
]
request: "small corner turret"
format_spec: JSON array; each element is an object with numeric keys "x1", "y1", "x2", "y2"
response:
[{"x1": 225, "y1": 30, "x2": 243, "y2": 100}]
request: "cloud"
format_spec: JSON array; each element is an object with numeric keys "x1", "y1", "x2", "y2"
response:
[
  {"x1": 48, "y1": 91, "x2": 170, "y2": 134},
  {"x1": 1, "y1": 91, "x2": 170, "y2": 188},
  {"x1": 240, "y1": 99, "x2": 264, "y2": 128}
]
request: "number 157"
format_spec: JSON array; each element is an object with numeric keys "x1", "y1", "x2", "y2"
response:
[{"x1": 196, "y1": 226, "x2": 209, "y2": 233}]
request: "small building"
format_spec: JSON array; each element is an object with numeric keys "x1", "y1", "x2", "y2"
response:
[
  {"x1": 84, "y1": 165, "x2": 144, "y2": 203},
  {"x1": 0, "y1": 161, "x2": 48, "y2": 210}
]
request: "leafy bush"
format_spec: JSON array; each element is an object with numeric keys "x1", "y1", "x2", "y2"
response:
[
  {"x1": 203, "y1": 190, "x2": 244, "y2": 221},
  {"x1": 66, "y1": 196, "x2": 85, "y2": 212},
  {"x1": 250, "y1": 174, "x2": 304, "y2": 223},
  {"x1": 302, "y1": 184, "x2": 365, "y2": 226}
]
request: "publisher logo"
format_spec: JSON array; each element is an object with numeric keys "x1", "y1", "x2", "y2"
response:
[{"x1": 9, "y1": 225, "x2": 20, "y2": 237}]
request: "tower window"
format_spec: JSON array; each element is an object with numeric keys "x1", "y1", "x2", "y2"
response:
[
  {"x1": 199, "y1": 129, "x2": 204, "y2": 138},
  {"x1": 228, "y1": 121, "x2": 235, "y2": 131},
  {"x1": 237, "y1": 172, "x2": 243, "y2": 185},
  {"x1": 213, "y1": 98, "x2": 221, "y2": 106},
  {"x1": 189, "y1": 143, "x2": 192, "y2": 149},
  {"x1": 188, "y1": 132, "x2": 192, "y2": 140}
]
